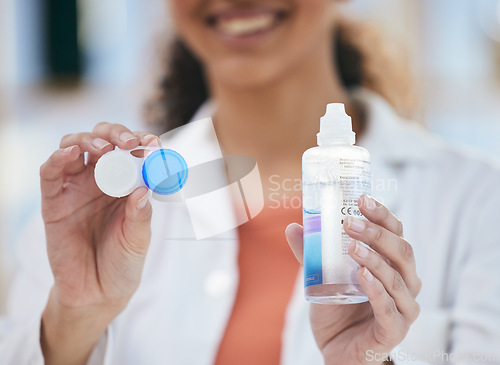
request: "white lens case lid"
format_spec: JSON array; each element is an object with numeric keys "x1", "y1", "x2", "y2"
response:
[{"x1": 94, "y1": 147, "x2": 154, "y2": 198}]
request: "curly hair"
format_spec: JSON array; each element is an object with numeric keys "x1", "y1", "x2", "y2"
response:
[{"x1": 145, "y1": 15, "x2": 417, "y2": 132}]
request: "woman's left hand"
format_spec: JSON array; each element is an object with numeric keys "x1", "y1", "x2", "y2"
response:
[{"x1": 286, "y1": 195, "x2": 422, "y2": 365}]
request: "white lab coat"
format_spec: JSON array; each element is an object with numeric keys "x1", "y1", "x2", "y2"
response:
[{"x1": 1, "y1": 89, "x2": 500, "y2": 365}]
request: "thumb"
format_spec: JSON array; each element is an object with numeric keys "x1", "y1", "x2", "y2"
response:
[
  {"x1": 285, "y1": 223, "x2": 304, "y2": 265},
  {"x1": 122, "y1": 187, "x2": 152, "y2": 257}
]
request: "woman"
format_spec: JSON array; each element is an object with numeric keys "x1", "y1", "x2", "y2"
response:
[{"x1": 2, "y1": 0, "x2": 500, "y2": 364}]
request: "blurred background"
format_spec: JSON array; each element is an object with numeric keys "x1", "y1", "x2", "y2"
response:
[{"x1": 1, "y1": 0, "x2": 500, "y2": 311}]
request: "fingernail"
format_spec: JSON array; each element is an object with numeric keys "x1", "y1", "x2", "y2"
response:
[
  {"x1": 136, "y1": 190, "x2": 149, "y2": 210},
  {"x1": 365, "y1": 195, "x2": 376, "y2": 210},
  {"x1": 145, "y1": 135, "x2": 161, "y2": 147},
  {"x1": 120, "y1": 132, "x2": 137, "y2": 143},
  {"x1": 347, "y1": 216, "x2": 365, "y2": 233},
  {"x1": 64, "y1": 145, "x2": 76, "y2": 154},
  {"x1": 355, "y1": 242, "x2": 369, "y2": 258},
  {"x1": 363, "y1": 267, "x2": 374, "y2": 282},
  {"x1": 92, "y1": 138, "x2": 111, "y2": 150}
]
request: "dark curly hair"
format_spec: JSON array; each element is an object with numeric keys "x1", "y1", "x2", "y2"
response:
[{"x1": 146, "y1": 16, "x2": 417, "y2": 133}]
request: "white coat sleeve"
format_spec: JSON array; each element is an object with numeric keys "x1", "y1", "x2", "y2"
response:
[
  {"x1": 393, "y1": 168, "x2": 500, "y2": 365},
  {"x1": 447, "y1": 184, "x2": 500, "y2": 365},
  {"x1": 393, "y1": 172, "x2": 500, "y2": 365},
  {"x1": 0, "y1": 215, "x2": 112, "y2": 365}
]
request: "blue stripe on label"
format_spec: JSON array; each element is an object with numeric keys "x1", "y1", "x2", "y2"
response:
[{"x1": 304, "y1": 232, "x2": 323, "y2": 287}]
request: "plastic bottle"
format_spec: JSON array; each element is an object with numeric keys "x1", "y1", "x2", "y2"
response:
[{"x1": 302, "y1": 103, "x2": 371, "y2": 304}]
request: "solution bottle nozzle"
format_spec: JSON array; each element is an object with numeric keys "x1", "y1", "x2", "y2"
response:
[{"x1": 317, "y1": 103, "x2": 356, "y2": 146}]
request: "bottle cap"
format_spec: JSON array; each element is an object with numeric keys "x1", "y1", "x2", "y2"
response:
[
  {"x1": 94, "y1": 149, "x2": 145, "y2": 198},
  {"x1": 317, "y1": 103, "x2": 356, "y2": 145}
]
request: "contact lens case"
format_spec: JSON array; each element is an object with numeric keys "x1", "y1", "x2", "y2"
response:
[{"x1": 94, "y1": 147, "x2": 188, "y2": 198}]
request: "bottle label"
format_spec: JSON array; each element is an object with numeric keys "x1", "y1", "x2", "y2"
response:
[
  {"x1": 303, "y1": 216, "x2": 322, "y2": 286},
  {"x1": 303, "y1": 158, "x2": 371, "y2": 287}
]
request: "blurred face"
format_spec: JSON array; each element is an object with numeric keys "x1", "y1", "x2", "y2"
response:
[{"x1": 169, "y1": 0, "x2": 341, "y2": 89}]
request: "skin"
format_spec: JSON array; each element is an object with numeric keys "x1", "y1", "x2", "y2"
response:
[
  {"x1": 286, "y1": 195, "x2": 421, "y2": 364},
  {"x1": 40, "y1": 0, "x2": 421, "y2": 364},
  {"x1": 40, "y1": 127, "x2": 161, "y2": 365}
]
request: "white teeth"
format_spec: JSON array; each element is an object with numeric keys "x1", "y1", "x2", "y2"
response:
[{"x1": 217, "y1": 14, "x2": 275, "y2": 36}]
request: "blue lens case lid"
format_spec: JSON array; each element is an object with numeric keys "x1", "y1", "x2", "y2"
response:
[{"x1": 142, "y1": 149, "x2": 188, "y2": 195}]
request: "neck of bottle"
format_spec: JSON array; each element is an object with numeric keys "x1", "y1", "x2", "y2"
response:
[{"x1": 317, "y1": 135, "x2": 355, "y2": 147}]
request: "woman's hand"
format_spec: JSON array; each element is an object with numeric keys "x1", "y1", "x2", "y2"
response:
[
  {"x1": 286, "y1": 195, "x2": 421, "y2": 365},
  {"x1": 39, "y1": 122, "x2": 161, "y2": 365}
]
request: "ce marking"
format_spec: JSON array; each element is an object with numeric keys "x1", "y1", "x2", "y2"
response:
[{"x1": 341, "y1": 206, "x2": 352, "y2": 215}]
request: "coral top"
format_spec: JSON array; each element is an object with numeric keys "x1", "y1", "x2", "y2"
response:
[{"x1": 214, "y1": 203, "x2": 302, "y2": 365}]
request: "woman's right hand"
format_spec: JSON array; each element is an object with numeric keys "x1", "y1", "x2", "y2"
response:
[{"x1": 39, "y1": 122, "x2": 160, "y2": 365}]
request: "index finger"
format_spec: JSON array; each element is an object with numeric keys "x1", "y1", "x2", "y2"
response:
[
  {"x1": 92, "y1": 122, "x2": 140, "y2": 150},
  {"x1": 359, "y1": 195, "x2": 404, "y2": 237}
]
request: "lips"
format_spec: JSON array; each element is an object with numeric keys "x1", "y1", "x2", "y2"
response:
[{"x1": 206, "y1": 8, "x2": 288, "y2": 38}]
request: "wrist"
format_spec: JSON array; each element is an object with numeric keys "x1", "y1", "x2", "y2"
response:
[
  {"x1": 323, "y1": 346, "x2": 393, "y2": 365},
  {"x1": 41, "y1": 290, "x2": 119, "y2": 365}
]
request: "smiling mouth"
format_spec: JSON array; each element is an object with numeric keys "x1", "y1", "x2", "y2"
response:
[{"x1": 206, "y1": 9, "x2": 289, "y2": 38}]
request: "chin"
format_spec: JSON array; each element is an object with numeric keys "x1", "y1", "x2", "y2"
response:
[{"x1": 210, "y1": 58, "x2": 288, "y2": 90}]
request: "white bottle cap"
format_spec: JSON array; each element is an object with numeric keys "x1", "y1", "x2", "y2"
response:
[
  {"x1": 94, "y1": 150, "x2": 145, "y2": 198},
  {"x1": 317, "y1": 103, "x2": 356, "y2": 146}
]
